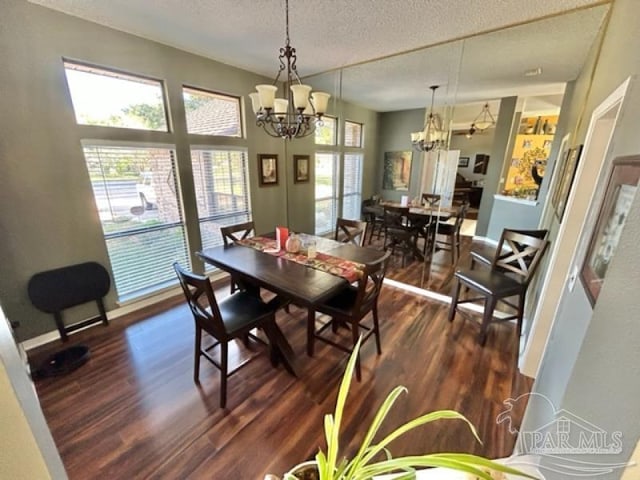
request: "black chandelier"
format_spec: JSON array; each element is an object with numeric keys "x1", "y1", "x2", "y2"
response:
[
  {"x1": 248, "y1": 0, "x2": 330, "y2": 140},
  {"x1": 410, "y1": 85, "x2": 446, "y2": 152}
]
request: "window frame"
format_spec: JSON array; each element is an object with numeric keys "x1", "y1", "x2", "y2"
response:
[
  {"x1": 182, "y1": 84, "x2": 243, "y2": 138},
  {"x1": 344, "y1": 120, "x2": 364, "y2": 148}
]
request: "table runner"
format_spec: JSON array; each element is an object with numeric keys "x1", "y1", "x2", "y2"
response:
[{"x1": 237, "y1": 236, "x2": 365, "y2": 283}]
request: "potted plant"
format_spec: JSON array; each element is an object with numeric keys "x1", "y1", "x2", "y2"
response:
[{"x1": 273, "y1": 339, "x2": 536, "y2": 480}]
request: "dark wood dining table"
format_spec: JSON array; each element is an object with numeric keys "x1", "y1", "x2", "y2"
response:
[
  {"x1": 197, "y1": 233, "x2": 387, "y2": 374},
  {"x1": 364, "y1": 202, "x2": 457, "y2": 261}
]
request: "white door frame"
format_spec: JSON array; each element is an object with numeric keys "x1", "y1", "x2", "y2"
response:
[{"x1": 520, "y1": 77, "x2": 631, "y2": 377}]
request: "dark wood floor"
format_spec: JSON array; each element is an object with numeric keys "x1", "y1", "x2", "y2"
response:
[{"x1": 33, "y1": 239, "x2": 532, "y2": 480}]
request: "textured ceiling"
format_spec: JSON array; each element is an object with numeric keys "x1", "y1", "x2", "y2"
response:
[{"x1": 29, "y1": 0, "x2": 609, "y2": 117}]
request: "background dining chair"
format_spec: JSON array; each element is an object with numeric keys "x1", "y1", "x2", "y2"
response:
[
  {"x1": 220, "y1": 221, "x2": 255, "y2": 294},
  {"x1": 382, "y1": 205, "x2": 417, "y2": 267},
  {"x1": 470, "y1": 228, "x2": 549, "y2": 270},
  {"x1": 361, "y1": 198, "x2": 384, "y2": 245},
  {"x1": 421, "y1": 193, "x2": 441, "y2": 208},
  {"x1": 307, "y1": 250, "x2": 392, "y2": 380},
  {"x1": 434, "y1": 201, "x2": 469, "y2": 264},
  {"x1": 448, "y1": 231, "x2": 549, "y2": 346},
  {"x1": 334, "y1": 217, "x2": 368, "y2": 246},
  {"x1": 173, "y1": 262, "x2": 286, "y2": 408}
]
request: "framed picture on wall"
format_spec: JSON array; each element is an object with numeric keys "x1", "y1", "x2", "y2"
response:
[
  {"x1": 580, "y1": 155, "x2": 640, "y2": 306},
  {"x1": 293, "y1": 155, "x2": 310, "y2": 183},
  {"x1": 382, "y1": 151, "x2": 412, "y2": 190},
  {"x1": 258, "y1": 154, "x2": 278, "y2": 186},
  {"x1": 473, "y1": 154, "x2": 490, "y2": 174},
  {"x1": 458, "y1": 156, "x2": 469, "y2": 168},
  {"x1": 553, "y1": 145, "x2": 583, "y2": 222}
]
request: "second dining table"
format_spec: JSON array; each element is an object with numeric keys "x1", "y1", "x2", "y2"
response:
[{"x1": 197, "y1": 233, "x2": 387, "y2": 375}]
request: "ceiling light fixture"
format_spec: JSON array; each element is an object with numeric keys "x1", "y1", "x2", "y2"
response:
[
  {"x1": 465, "y1": 124, "x2": 477, "y2": 139},
  {"x1": 472, "y1": 103, "x2": 496, "y2": 131},
  {"x1": 248, "y1": 0, "x2": 330, "y2": 140},
  {"x1": 410, "y1": 85, "x2": 446, "y2": 152}
]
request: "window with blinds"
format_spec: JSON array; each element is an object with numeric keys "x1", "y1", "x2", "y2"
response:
[
  {"x1": 344, "y1": 120, "x2": 363, "y2": 147},
  {"x1": 64, "y1": 61, "x2": 168, "y2": 131},
  {"x1": 183, "y1": 87, "x2": 242, "y2": 137},
  {"x1": 83, "y1": 144, "x2": 189, "y2": 301},
  {"x1": 315, "y1": 152, "x2": 339, "y2": 235},
  {"x1": 191, "y1": 148, "x2": 251, "y2": 262},
  {"x1": 343, "y1": 153, "x2": 363, "y2": 220},
  {"x1": 315, "y1": 116, "x2": 337, "y2": 145}
]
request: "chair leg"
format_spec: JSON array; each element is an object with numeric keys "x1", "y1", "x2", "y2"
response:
[
  {"x1": 516, "y1": 293, "x2": 526, "y2": 339},
  {"x1": 479, "y1": 296, "x2": 497, "y2": 346},
  {"x1": 448, "y1": 281, "x2": 462, "y2": 322},
  {"x1": 220, "y1": 341, "x2": 228, "y2": 408},
  {"x1": 307, "y1": 309, "x2": 316, "y2": 357},
  {"x1": 372, "y1": 304, "x2": 382, "y2": 354},
  {"x1": 193, "y1": 326, "x2": 202, "y2": 383}
]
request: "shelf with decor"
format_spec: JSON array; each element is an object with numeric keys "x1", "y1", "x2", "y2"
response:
[{"x1": 502, "y1": 115, "x2": 558, "y2": 199}]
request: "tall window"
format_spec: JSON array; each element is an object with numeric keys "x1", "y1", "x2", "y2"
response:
[
  {"x1": 344, "y1": 120, "x2": 363, "y2": 148},
  {"x1": 183, "y1": 87, "x2": 242, "y2": 137},
  {"x1": 315, "y1": 152, "x2": 339, "y2": 235},
  {"x1": 191, "y1": 148, "x2": 251, "y2": 257},
  {"x1": 83, "y1": 145, "x2": 189, "y2": 301},
  {"x1": 343, "y1": 153, "x2": 363, "y2": 220},
  {"x1": 315, "y1": 116, "x2": 337, "y2": 145},
  {"x1": 64, "y1": 61, "x2": 168, "y2": 131}
]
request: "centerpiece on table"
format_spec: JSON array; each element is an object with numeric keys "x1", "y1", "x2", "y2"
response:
[{"x1": 267, "y1": 339, "x2": 536, "y2": 480}]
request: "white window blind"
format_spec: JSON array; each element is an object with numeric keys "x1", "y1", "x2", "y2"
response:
[
  {"x1": 191, "y1": 149, "x2": 251, "y2": 262},
  {"x1": 183, "y1": 87, "x2": 242, "y2": 137},
  {"x1": 64, "y1": 61, "x2": 168, "y2": 132},
  {"x1": 315, "y1": 116, "x2": 337, "y2": 145},
  {"x1": 315, "y1": 152, "x2": 339, "y2": 235},
  {"x1": 343, "y1": 153, "x2": 363, "y2": 220},
  {"x1": 344, "y1": 120, "x2": 363, "y2": 147},
  {"x1": 83, "y1": 145, "x2": 189, "y2": 301}
]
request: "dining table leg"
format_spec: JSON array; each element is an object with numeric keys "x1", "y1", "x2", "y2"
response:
[
  {"x1": 263, "y1": 319, "x2": 297, "y2": 377},
  {"x1": 307, "y1": 308, "x2": 316, "y2": 357}
]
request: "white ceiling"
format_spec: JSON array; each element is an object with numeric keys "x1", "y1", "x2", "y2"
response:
[{"x1": 29, "y1": 0, "x2": 609, "y2": 119}]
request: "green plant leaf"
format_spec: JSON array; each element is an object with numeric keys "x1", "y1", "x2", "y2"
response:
[
  {"x1": 359, "y1": 410, "x2": 479, "y2": 467},
  {"x1": 344, "y1": 386, "x2": 408, "y2": 478},
  {"x1": 353, "y1": 454, "x2": 537, "y2": 480},
  {"x1": 323, "y1": 337, "x2": 362, "y2": 480}
]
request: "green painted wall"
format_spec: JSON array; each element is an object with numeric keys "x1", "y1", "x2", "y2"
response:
[{"x1": 0, "y1": 0, "x2": 378, "y2": 340}]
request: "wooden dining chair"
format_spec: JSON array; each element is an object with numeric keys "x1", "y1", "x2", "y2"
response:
[
  {"x1": 173, "y1": 262, "x2": 285, "y2": 408},
  {"x1": 382, "y1": 205, "x2": 417, "y2": 267},
  {"x1": 470, "y1": 229, "x2": 549, "y2": 270},
  {"x1": 334, "y1": 217, "x2": 368, "y2": 246},
  {"x1": 307, "y1": 250, "x2": 392, "y2": 380},
  {"x1": 361, "y1": 198, "x2": 384, "y2": 245},
  {"x1": 421, "y1": 193, "x2": 441, "y2": 207},
  {"x1": 434, "y1": 201, "x2": 469, "y2": 264},
  {"x1": 448, "y1": 231, "x2": 549, "y2": 346},
  {"x1": 221, "y1": 221, "x2": 255, "y2": 247},
  {"x1": 220, "y1": 221, "x2": 255, "y2": 294}
]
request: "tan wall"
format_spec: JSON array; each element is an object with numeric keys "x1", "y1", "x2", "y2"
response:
[{"x1": 0, "y1": 0, "x2": 378, "y2": 340}]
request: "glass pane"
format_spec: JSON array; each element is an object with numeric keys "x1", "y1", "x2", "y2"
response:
[
  {"x1": 64, "y1": 62, "x2": 168, "y2": 131},
  {"x1": 315, "y1": 116, "x2": 337, "y2": 145},
  {"x1": 315, "y1": 153, "x2": 338, "y2": 235},
  {"x1": 83, "y1": 145, "x2": 189, "y2": 301},
  {"x1": 345, "y1": 121, "x2": 363, "y2": 147},
  {"x1": 183, "y1": 87, "x2": 242, "y2": 137},
  {"x1": 343, "y1": 153, "x2": 363, "y2": 220},
  {"x1": 191, "y1": 149, "x2": 251, "y2": 251}
]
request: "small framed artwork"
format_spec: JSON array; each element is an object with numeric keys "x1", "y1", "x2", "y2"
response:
[
  {"x1": 473, "y1": 154, "x2": 490, "y2": 174},
  {"x1": 382, "y1": 151, "x2": 412, "y2": 191},
  {"x1": 458, "y1": 156, "x2": 469, "y2": 168},
  {"x1": 258, "y1": 154, "x2": 278, "y2": 186},
  {"x1": 293, "y1": 155, "x2": 310, "y2": 183},
  {"x1": 554, "y1": 145, "x2": 583, "y2": 222},
  {"x1": 580, "y1": 155, "x2": 640, "y2": 306}
]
